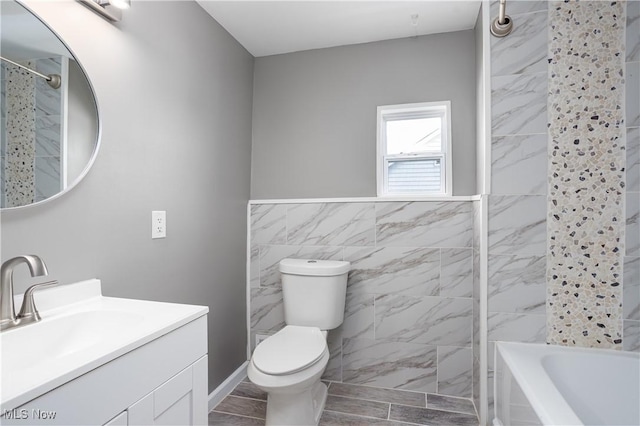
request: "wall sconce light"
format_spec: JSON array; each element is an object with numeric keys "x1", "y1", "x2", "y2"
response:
[{"x1": 78, "y1": 0, "x2": 130, "y2": 22}]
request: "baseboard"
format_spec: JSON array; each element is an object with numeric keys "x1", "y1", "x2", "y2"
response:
[{"x1": 208, "y1": 361, "x2": 249, "y2": 411}]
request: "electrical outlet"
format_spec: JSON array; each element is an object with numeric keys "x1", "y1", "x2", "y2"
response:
[{"x1": 152, "y1": 211, "x2": 166, "y2": 239}]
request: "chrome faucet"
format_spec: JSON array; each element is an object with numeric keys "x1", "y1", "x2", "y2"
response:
[{"x1": 0, "y1": 255, "x2": 58, "y2": 331}]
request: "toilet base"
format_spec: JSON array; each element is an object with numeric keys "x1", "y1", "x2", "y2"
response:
[{"x1": 265, "y1": 380, "x2": 327, "y2": 426}]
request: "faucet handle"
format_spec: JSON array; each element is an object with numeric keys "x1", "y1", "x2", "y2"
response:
[{"x1": 17, "y1": 280, "x2": 58, "y2": 322}]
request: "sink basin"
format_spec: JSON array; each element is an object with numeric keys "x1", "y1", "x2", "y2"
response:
[
  {"x1": 0, "y1": 279, "x2": 208, "y2": 411},
  {"x1": 2, "y1": 310, "x2": 144, "y2": 373}
]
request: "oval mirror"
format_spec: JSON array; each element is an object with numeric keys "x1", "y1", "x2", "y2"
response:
[{"x1": 1, "y1": 0, "x2": 99, "y2": 209}]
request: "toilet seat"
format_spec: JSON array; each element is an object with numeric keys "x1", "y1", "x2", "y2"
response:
[{"x1": 253, "y1": 326, "x2": 327, "y2": 376}]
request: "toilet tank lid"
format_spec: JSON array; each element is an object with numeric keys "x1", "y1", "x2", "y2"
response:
[{"x1": 279, "y1": 259, "x2": 350, "y2": 276}]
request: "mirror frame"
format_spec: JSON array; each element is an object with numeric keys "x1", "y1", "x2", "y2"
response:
[{"x1": 2, "y1": 0, "x2": 102, "y2": 211}]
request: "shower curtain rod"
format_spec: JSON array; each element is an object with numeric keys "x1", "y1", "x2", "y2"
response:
[{"x1": 0, "y1": 56, "x2": 61, "y2": 89}]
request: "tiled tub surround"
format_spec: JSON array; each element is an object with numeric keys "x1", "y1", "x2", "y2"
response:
[
  {"x1": 487, "y1": 1, "x2": 549, "y2": 416},
  {"x1": 210, "y1": 379, "x2": 479, "y2": 425},
  {"x1": 547, "y1": 0, "x2": 627, "y2": 348},
  {"x1": 1, "y1": 57, "x2": 62, "y2": 207},
  {"x1": 471, "y1": 198, "x2": 483, "y2": 418},
  {"x1": 249, "y1": 200, "x2": 476, "y2": 399},
  {"x1": 483, "y1": 1, "x2": 640, "y2": 422},
  {"x1": 33, "y1": 57, "x2": 63, "y2": 203},
  {"x1": 3, "y1": 60, "x2": 37, "y2": 207},
  {"x1": 624, "y1": 0, "x2": 640, "y2": 353}
]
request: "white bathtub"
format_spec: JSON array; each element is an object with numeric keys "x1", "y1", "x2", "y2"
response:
[{"x1": 494, "y1": 342, "x2": 640, "y2": 426}]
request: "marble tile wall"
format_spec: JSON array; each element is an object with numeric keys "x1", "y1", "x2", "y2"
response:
[
  {"x1": 624, "y1": 0, "x2": 640, "y2": 353},
  {"x1": 482, "y1": 2, "x2": 639, "y2": 422},
  {"x1": 249, "y1": 201, "x2": 475, "y2": 398},
  {"x1": 34, "y1": 57, "x2": 62, "y2": 203},
  {"x1": 487, "y1": 1, "x2": 548, "y2": 416},
  {"x1": 472, "y1": 198, "x2": 482, "y2": 414}
]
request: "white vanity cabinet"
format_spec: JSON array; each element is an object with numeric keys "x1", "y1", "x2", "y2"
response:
[
  {"x1": 127, "y1": 354, "x2": 207, "y2": 426},
  {"x1": 3, "y1": 315, "x2": 208, "y2": 426}
]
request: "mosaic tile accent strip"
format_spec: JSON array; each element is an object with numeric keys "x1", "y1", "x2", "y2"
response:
[
  {"x1": 4, "y1": 61, "x2": 36, "y2": 207},
  {"x1": 547, "y1": 0, "x2": 626, "y2": 348}
]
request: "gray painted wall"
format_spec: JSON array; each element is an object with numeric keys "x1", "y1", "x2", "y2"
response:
[
  {"x1": 0, "y1": 0, "x2": 254, "y2": 392},
  {"x1": 251, "y1": 31, "x2": 477, "y2": 199}
]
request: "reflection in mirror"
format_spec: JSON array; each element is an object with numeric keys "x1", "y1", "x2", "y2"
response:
[{"x1": 1, "y1": 0, "x2": 99, "y2": 209}]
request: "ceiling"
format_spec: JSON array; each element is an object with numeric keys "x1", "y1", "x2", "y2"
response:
[{"x1": 196, "y1": 1, "x2": 482, "y2": 57}]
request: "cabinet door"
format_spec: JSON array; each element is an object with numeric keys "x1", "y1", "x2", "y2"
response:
[{"x1": 128, "y1": 356, "x2": 208, "y2": 426}]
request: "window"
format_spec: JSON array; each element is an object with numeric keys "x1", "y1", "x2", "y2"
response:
[{"x1": 377, "y1": 101, "x2": 452, "y2": 197}]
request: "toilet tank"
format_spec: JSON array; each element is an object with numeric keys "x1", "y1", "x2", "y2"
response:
[{"x1": 279, "y1": 259, "x2": 350, "y2": 330}]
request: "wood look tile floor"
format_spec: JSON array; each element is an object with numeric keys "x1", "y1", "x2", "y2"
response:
[{"x1": 209, "y1": 379, "x2": 479, "y2": 425}]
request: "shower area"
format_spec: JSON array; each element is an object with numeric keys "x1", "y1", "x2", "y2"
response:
[
  {"x1": 477, "y1": 0, "x2": 639, "y2": 424},
  {"x1": 0, "y1": 56, "x2": 66, "y2": 207}
]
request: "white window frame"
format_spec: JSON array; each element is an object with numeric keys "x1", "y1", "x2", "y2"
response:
[{"x1": 376, "y1": 101, "x2": 452, "y2": 197}]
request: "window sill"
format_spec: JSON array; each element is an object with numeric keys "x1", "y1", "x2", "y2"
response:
[{"x1": 248, "y1": 195, "x2": 481, "y2": 205}]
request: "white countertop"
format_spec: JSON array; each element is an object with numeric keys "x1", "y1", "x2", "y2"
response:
[{"x1": 0, "y1": 279, "x2": 208, "y2": 411}]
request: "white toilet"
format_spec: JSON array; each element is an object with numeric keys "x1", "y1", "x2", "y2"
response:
[{"x1": 247, "y1": 258, "x2": 350, "y2": 426}]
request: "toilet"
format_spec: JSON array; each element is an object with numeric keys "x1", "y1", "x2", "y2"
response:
[{"x1": 247, "y1": 258, "x2": 350, "y2": 426}]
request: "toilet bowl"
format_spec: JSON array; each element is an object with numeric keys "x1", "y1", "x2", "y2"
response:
[
  {"x1": 247, "y1": 326, "x2": 330, "y2": 425},
  {"x1": 247, "y1": 258, "x2": 350, "y2": 426}
]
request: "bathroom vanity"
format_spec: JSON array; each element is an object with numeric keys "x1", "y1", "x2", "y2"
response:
[{"x1": 0, "y1": 279, "x2": 209, "y2": 425}]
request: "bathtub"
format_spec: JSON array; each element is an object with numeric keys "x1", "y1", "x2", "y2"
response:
[{"x1": 494, "y1": 342, "x2": 640, "y2": 426}]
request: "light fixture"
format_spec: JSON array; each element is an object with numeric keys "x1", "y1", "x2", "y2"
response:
[
  {"x1": 78, "y1": 0, "x2": 130, "y2": 22},
  {"x1": 108, "y1": 0, "x2": 130, "y2": 10}
]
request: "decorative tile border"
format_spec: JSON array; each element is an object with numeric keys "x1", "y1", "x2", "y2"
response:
[
  {"x1": 547, "y1": 0, "x2": 626, "y2": 348},
  {"x1": 4, "y1": 61, "x2": 36, "y2": 207}
]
